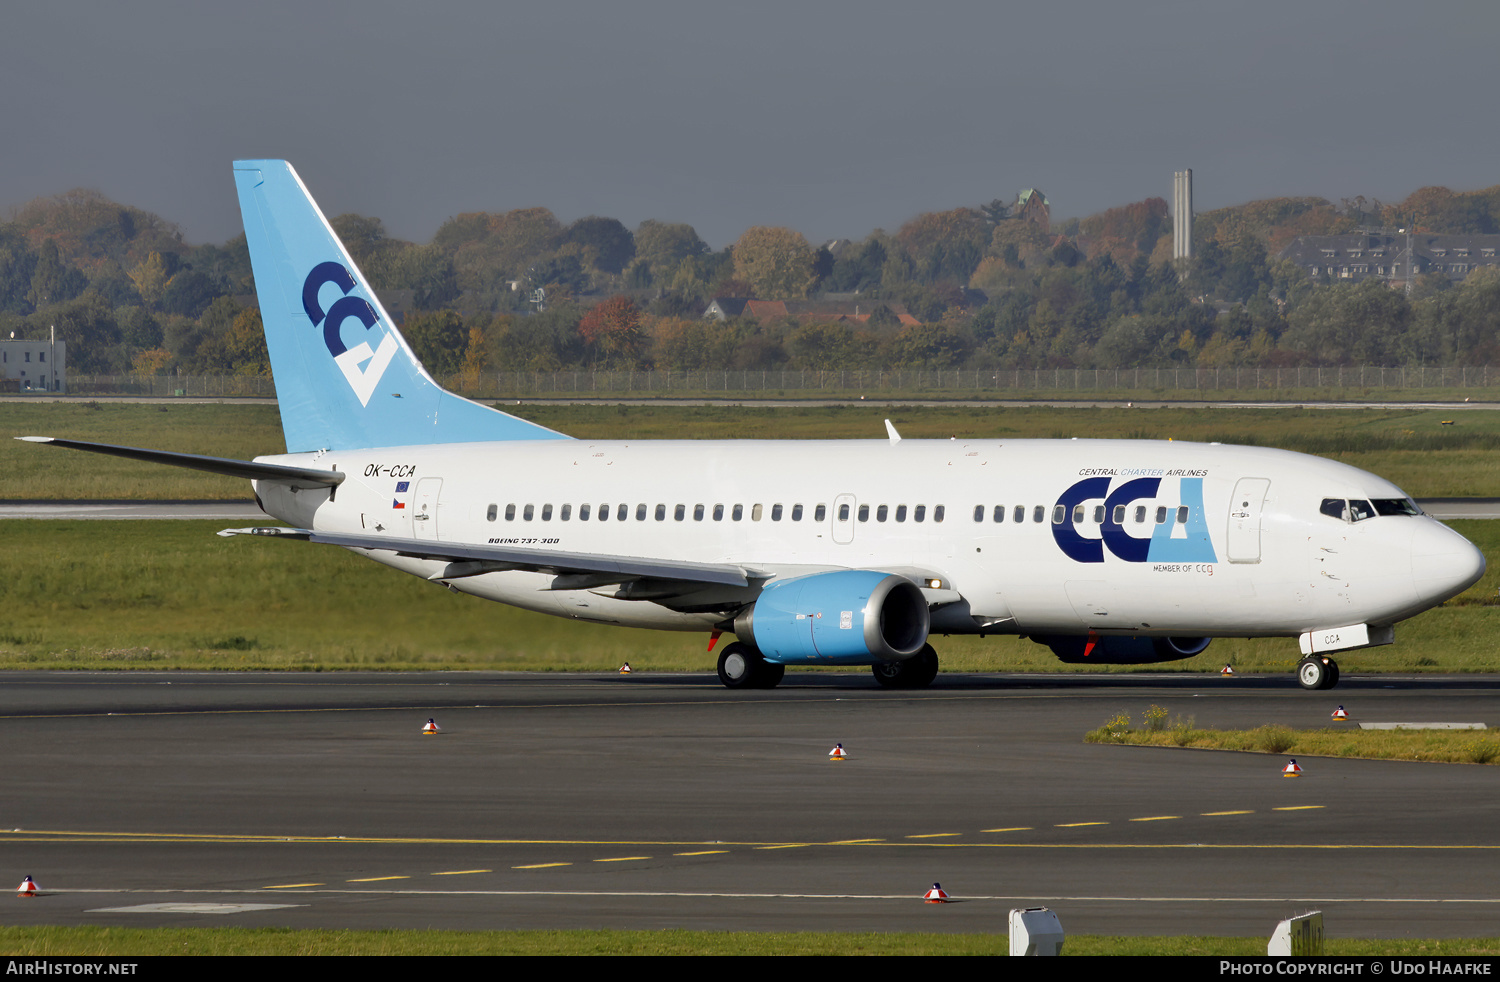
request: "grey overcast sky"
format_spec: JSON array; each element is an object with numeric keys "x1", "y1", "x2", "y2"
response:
[{"x1": 2, "y1": 1, "x2": 1495, "y2": 249}]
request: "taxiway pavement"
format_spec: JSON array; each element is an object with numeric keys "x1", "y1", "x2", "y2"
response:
[{"x1": 1, "y1": 671, "x2": 1496, "y2": 938}]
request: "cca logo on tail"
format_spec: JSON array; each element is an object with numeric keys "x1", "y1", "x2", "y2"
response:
[{"x1": 303, "y1": 262, "x2": 399, "y2": 407}]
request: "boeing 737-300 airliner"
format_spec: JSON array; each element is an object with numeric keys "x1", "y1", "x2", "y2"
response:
[{"x1": 20, "y1": 161, "x2": 1487, "y2": 690}]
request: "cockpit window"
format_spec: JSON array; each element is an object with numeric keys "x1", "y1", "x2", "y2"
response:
[
  {"x1": 1348, "y1": 499, "x2": 1376, "y2": 522},
  {"x1": 1372, "y1": 498, "x2": 1421, "y2": 516},
  {"x1": 1320, "y1": 498, "x2": 1347, "y2": 520}
]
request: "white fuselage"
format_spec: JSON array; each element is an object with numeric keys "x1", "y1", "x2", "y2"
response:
[{"x1": 252, "y1": 438, "x2": 1484, "y2": 641}]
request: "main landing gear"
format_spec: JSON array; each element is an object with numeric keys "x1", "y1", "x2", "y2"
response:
[
  {"x1": 1297, "y1": 654, "x2": 1340, "y2": 690},
  {"x1": 872, "y1": 644, "x2": 939, "y2": 689},
  {"x1": 716, "y1": 642, "x2": 785, "y2": 689}
]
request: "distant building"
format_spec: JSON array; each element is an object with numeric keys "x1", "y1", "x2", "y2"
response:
[
  {"x1": 704, "y1": 297, "x2": 921, "y2": 326},
  {"x1": 1014, "y1": 189, "x2": 1050, "y2": 233},
  {"x1": 1278, "y1": 232, "x2": 1500, "y2": 287},
  {"x1": 0, "y1": 339, "x2": 66, "y2": 393}
]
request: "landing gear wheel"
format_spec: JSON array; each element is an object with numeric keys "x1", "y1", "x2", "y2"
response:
[
  {"x1": 1297, "y1": 655, "x2": 1338, "y2": 691},
  {"x1": 716, "y1": 642, "x2": 782, "y2": 689},
  {"x1": 872, "y1": 644, "x2": 939, "y2": 689}
]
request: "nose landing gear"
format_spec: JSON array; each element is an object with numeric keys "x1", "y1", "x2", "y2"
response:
[{"x1": 1297, "y1": 655, "x2": 1340, "y2": 690}]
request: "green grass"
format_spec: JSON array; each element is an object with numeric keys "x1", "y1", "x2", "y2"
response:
[
  {"x1": 0, "y1": 925, "x2": 1494, "y2": 955},
  {"x1": 8, "y1": 402, "x2": 1500, "y2": 497},
  {"x1": 1, "y1": 518, "x2": 1498, "y2": 674},
  {"x1": 1086, "y1": 711, "x2": 1500, "y2": 764},
  {"x1": 3, "y1": 402, "x2": 283, "y2": 499}
]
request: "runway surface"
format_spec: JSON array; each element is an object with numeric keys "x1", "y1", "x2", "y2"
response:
[{"x1": 2, "y1": 670, "x2": 1497, "y2": 938}]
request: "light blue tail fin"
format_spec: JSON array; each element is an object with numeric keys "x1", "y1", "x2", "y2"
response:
[{"x1": 233, "y1": 160, "x2": 568, "y2": 452}]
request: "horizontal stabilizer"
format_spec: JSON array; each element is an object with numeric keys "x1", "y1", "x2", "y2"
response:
[
  {"x1": 18, "y1": 437, "x2": 344, "y2": 490},
  {"x1": 218, "y1": 525, "x2": 756, "y2": 587}
]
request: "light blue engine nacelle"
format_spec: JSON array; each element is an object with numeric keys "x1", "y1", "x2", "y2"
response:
[
  {"x1": 734, "y1": 571, "x2": 930, "y2": 665},
  {"x1": 1034, "y1": 634, "x2": 1212, "y2": 665}
]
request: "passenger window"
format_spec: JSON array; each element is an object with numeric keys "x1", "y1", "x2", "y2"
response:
[
  {"x1": 934, "y1": 505, "x2": 944, "y2": 523},
  {"x1": 541, "y1": 504, "x2": 552, "y2": 521},
  {"x1": 793, "y1": 504, "x2": 804, "y2": 521},
  {"x1": 1176, "y1": 506, "x2": 1188, "y2": 524},
  {"x1": 877, "y1": 505, "x2": 888, "y2": 522},
  {"x1": 635, "y1": 503, "x2": 647, "y2": 521},
  {"x1": 1072, "y1": 504, "x2": 1085, "y2": 524},
  {"x1": 713, "y1": 504, "x2": 724, "y2": 521},
  {"x1": 752, "y1": 504, "x2": 763, "y2": 521},
  {"x1": 895, "y1": 505, "x2": 907, "y2": 522},
  {"x1": 487, "y1": 504, "x2": 497, "y2": 522},
  {"x1": 580, "y1": 504, "x2": 591, "y2": 521},
  {"x1": 1113, "y1": 505, "x2": 1124, "y2": 524},
  {"x1": 858, "y1": 504, "x2": 870, "y2": 522},
  {"x1": 505, "y1": 503, "x2": 516, "y2": 521},
  {"x1": 1093, "y1": 505, "x2": 1104, "y2": 523},
  {"x1": 694, "y1": 504, "x2": 705, "y2": 521},
  {"x1": 1014, "y1": 505, "x2": 1025, "y2": 523},
  {"x1": 675, "y1": 504, "x2": 685, "y2": 521},
  {"x1": 617, "y1": 504, "x2": 628, "y2": 521},
  {"x1": 837, "y1": 503, "x2": 850, "y2": 521},
  {"x1": 1134, "y1": 505, "x2": 1146, "y2": 524},
  {"x1": 599, "y1": 504, "x2": 609, "y2": 521},
  {"x1": 1155, "y1": 506, "x2": 1167, "y2": 524},
  {"x1": 994, "y1": 505, "x2": 1005, "y2": 523},
  {"x1": 732, "y1": 504, "x2": 744, "y2": 521},
  {"x1": 1053, "y1": 504, "x2": 1067, "y2": 525},
  {"x1": 655, "y1": 504, "x2": 666, "y2": 521},
  {"x1": 1033, "y1": 505, "x2": 1045, "y2": 523},
  {"x1": 974, "y1": 505, "x2": 984, "y2": 522},
  {"x1": 524, "y1": 504, "x2": 535, "y2": 521},
  {"x1": 771, "y1": 504, "x2": 783, "y2": 521},
  {"x1": 815, "y1": 504, "x2": 827, "y2": 522},
  {"x1": 561, "y1": 504, "x2": 572, "y2": 521},
  {"x1": 915, "y1": 505, "x2": 926, "y2": 523}
]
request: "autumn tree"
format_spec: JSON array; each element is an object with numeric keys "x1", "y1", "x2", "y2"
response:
[
  {"x1": 566, "y1": 216, "x2": 635, "y2": 274},
  {"x1": 128, "y1": 252, "x2": 171, "y2": 308},
  {"x1": 896, "y1": 208, "x2": 989, "y2": 282},
  {"x1": 403, "y1": 309, "x2": 469, "y2": 375},
  {"x1": 733, "y1": 227, "x2": 816, "y2": 300},
  {"x1": 577, "y1": 295, "x2": 644, "y2": 367}
]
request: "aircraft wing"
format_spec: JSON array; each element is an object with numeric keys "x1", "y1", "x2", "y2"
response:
[
  {"x1": 17, "y1": 437, "x2": 344, "y2": 490},
  {"x1": 218, "y1": 525, "x2": 759, "y2": 587}
]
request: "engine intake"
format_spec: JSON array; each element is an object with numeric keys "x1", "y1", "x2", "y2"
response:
[{"x1": 735, "y1": 571, "x2": 929, "y2": 665}]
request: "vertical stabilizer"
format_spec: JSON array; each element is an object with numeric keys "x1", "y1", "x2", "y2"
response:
[{"x1": 233, "y1": 160, "x2": 568, "y2": 452}]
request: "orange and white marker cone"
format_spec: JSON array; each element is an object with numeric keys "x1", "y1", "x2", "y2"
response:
[
  {"x1": 1282, "y1": 758, "x2": 1302, "y2": 777},
  {"x1": 422, "y1": 718, "x2": 440, "y2": 735},
  {"x1": 1332, "y1": 705, "x2": 1348, "y2": 721},
  {"x1": 16, "y1": 876, "x2": 37, "y2": 898},
  {"x1": 923, "y1": 882, "x2": 949, "y2": 903},
  {"x1": 618, "y1": 662, "x2": 632, "y2": 674},
  {"x1": 828, "y1": 743, "x2": 848, "y2": 761},
  {"x1": 1221, "y1": 664, "x2": 1235, "y2": 676}
]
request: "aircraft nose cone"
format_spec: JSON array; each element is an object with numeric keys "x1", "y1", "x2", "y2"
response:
[{"x1": 1411, "y1": 520, "x2": 1486, "y2": 604}]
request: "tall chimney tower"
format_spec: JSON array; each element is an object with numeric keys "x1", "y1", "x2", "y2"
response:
[{"x1": 1173, "y1": 169, "x2": 1193, "y2": 260}]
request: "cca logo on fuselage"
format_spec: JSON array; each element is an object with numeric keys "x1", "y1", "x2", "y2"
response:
[
  {"x1": 302, "y1": 262, "x2": 399, "y2": 407},
  {"x1": 1052, "y1": 476, "x2": 1217, "y2": 564}
]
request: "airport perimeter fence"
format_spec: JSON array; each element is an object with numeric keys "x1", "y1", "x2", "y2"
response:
[{"x1": 50, "y1": 365, "x2": 1500, "y2": 400}]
